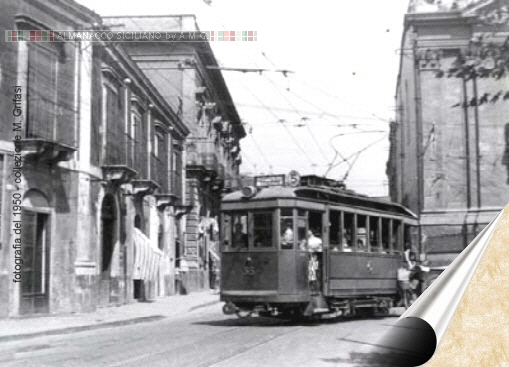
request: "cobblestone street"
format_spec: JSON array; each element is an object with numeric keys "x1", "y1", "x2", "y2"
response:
[{"x1": 0, "y1": 294, "x2": 402, "y2": 367}]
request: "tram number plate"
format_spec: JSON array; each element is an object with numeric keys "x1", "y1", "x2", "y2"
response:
[
  {"x1": 366, "y1": 261, "x2": 374, "y2": 274},
  {"x1": 243, "y1": 265, "x2": 256, "y2": 276}
]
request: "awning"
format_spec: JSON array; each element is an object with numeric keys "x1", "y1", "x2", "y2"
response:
[
  {"x1": 209, "y1": 249, "x2": 220, "y2": 261},
  {"x1": 132, "y1": 228, "x2": 164, "y2": 282},
  {"x1": 209, "y1": 240, "x2": 220, "y2": 262}
]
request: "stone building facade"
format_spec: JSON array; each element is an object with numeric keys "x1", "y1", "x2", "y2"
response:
[
  {"x1": 0, "y1": 0, "x2": 190, "y2": 317},
  {"x1": 388, "y1": 0, "x2": 509, "y2": 266},
  {"x1": 103, "y1": 15, "x2": 246, "y2": 293}
]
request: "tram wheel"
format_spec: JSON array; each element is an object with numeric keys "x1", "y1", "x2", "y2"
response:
[{"x1": 235, "y1": 309, "x2": 253, "y2": 318}]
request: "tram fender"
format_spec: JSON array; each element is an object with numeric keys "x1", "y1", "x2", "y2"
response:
[{"x1": 303, "y1": 294, "x2": 329, "y2": 316}]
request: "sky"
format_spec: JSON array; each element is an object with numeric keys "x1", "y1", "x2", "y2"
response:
[{"x1": 77, "y1": 0, "x2": 410, "y2": 197}]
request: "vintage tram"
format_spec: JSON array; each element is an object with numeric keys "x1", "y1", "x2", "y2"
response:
[{"x1": 219, "y1": 173, "x2": 419, "y2": 319}]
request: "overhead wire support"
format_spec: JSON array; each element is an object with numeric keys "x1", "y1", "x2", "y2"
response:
[{"x1": 205, "y1": 65, "x2": 294, "y2": 76}]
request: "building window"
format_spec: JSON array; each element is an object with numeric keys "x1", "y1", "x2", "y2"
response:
[
  {"x1": 130, "y1": 111, "x2": 142, "y2": 170},
  {"x1": 26, "y1": 42, "x2": 76, "y2": 146},
  {"x1": 155, "y1": 131, "x2": 164, "y2": 158},
  {"x1": 152, "y1": 125, "x2": 167, "y2": 188},
  {"x1": 27, "y1": 44, "x2": 57, "y2": 141},
  {"x1": 102, "y1": 84, "x2": 124, "y2": 165}
]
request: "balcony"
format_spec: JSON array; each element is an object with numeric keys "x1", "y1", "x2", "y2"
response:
[
  {"x1": 217, "y1": 164, "x2": 225, "y2": 181},
  {"x1": 21, "y1": 103, "x2": 77, "y2": 163},
  {"x1": 22, "y1": 42, "x2": 77, "y2": 163},
  {"x1": 131, "y1": 153, "x2": 163, "y2": 197},
  {"x1": 102, "y1": 131, "x2": 138, "y2": 185},
  {"x1": 102, "y1": 165, "x2": 137, "y2": 185},
  {"x1": 18, "y1": 138, "x2": 76, "y2": 163},
  {"x1": 186, "y1": 138, "x2": 220, "y2": 180},
  {"x1": 202, "y1": 152, "x2": 219, "y2": 176}
]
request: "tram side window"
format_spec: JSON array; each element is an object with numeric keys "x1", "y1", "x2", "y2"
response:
[
  {"x1": 357, "y1": 215, "x2": 368, "y2": 252},
  {"x1": 280, "y1": 208, "x2": 294, "y2": 250},
  {"x1": 232, "y1": 213, "x2": 248, "y2": 249},
  {"x1": 343, "y1": 213, "x2": 354, "y2": 252},
  {"x1": 297, "y1": 210, "x2": 308, "y2": 250},
  {"x1": 392, "y1": 220, "x2": 402, "y2": 253},
  {"x1": 329, "y1": 211, "x2": 341, "y2": 251},
  {"x1": 253, "y1": 212, "x2": 273, "y2": 248},
  {"x1": 308, "y1": 211, "x2": 323, "y2": 239},
  {"x1": 381, "y1": 218, "x2": 390, "y2": 253},
  {"x1": 369, "y1": 216, "x2": 381, "y2": 253}
]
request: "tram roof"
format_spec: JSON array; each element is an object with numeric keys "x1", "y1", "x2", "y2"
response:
[{"x1": 222, "y1": 185, "x2": 417, "y2": 219}]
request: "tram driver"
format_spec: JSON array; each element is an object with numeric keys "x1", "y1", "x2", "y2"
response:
[
  {"x1": 233, "y1": 222, "x2": 248, "y2": 248},
  {"x1": 281, "y1": 220, "x2": 294, "y2": 249}
]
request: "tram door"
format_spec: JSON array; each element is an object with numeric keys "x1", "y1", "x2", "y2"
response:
[
  {"x1": 278, "y1": 209, "x2": 298, "y2": 294},
  {"x1": 278, "y1": 209, "x2": 324, "y2": 295}
]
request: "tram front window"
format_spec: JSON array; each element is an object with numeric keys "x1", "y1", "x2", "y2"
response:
[
  {"x1": 253, "y1": 212, "x2": 273, "y2": 248},
  {"x1": 297, "y1": 216, "x2": 307, "y2": 250},
  {"x1": 232, "y1": 214, "x2": 248, "y2": 249},
  {"x1": 280, "y1": 209, "x2": 294, "y2": 250}
]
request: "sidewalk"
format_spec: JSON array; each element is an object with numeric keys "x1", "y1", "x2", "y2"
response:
[{"x1": 0, "y1": 290, "x2": 221, "y2": 342}]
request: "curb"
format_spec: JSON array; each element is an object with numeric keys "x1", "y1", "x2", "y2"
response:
[
  {"x1": 0, "y1": 315, "x2": 166, "y2": 343},
  {"x1": 188, "y1": 300, "x2": 221, "y2": 312},
  {"x1": 0, "y1": 295, "x2": 222, "y2": 343}
]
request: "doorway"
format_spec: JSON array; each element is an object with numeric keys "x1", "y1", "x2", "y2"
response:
[
  {"x1": 99, "y1": 194, "x2": 118, "y2": 305},
  {"x1": 20, "y1": 210, "x2": 50, "y2": 314}
]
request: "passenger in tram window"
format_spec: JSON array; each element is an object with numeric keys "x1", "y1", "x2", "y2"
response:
[
  {"x1": 341, "y1": 229, "x2": 353, "y2": 252},
  {"x1": 357, "y1": 228, "x2": 368, "y2": 252},
  {"x1": 358, "y1": 239, "x2": 366, "y2": 251},
  {"x1": 299, "y1": 239, "x2": 308, "y2": 251},
  {"x1": 307, "y1": 230, "x2": 323, "y2": 252},
  {"x1": 232, "y1": 222, "x2": 248, "y2": 248},
  {"x1": 381, "y1": 240, "x2": 389, "y2": 253},
  {"x1": 281, "y1": 220, "x2": 294, "y2": 249},
  {"x1": 297, "y1": 218, "x2": 308, "y2": 250},
  {"x1": 369, "y1": 230, "x2": 379, "y2": 253}
]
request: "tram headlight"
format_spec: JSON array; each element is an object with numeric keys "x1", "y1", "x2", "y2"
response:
[{"x1": 241, "y1": 186, "x2": 257, "y2": 198}]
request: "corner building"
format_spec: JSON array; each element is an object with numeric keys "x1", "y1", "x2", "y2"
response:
[
  {"x1": 388, "y1": 0, "x2": 509, "y2": 268},
  {"x1": 0, "y1": 0, "x2": 189, "y2": 317}
]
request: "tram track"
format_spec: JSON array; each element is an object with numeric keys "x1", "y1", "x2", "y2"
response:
[
  {"x1": 103, "y1": 315, "x2": 302, "y2": 367},
  {"x1": 195, "y1": 323, "x2": 307, "y2": 367}
]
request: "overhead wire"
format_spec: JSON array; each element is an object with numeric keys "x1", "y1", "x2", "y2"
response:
[{"x1": 197, "y1": 4, "x2": 322, "y2": 170}]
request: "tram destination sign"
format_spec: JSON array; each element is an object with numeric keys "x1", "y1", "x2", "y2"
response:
[{"x1": 255, "y1": 175, "x2": 286, "y2": 188}]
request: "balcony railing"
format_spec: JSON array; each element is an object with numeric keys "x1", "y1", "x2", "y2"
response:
[
  {"x1": 186, "y1": 138, "x2": 220, "y2": 178},
  {"x1": 21, "y1": 86, "x2": 77, "y2": 162},
  {"x1": 202, "y1": 152, "x2": 218, "y2": 173}
]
